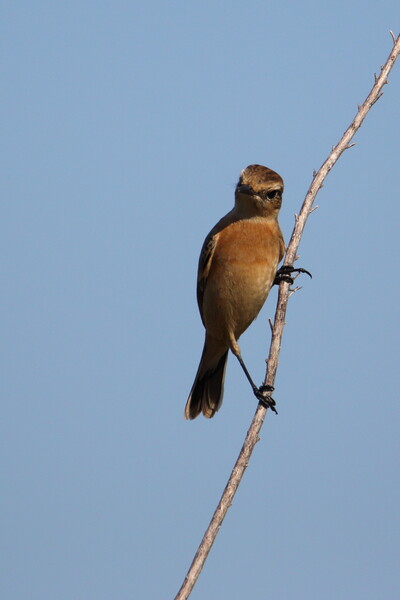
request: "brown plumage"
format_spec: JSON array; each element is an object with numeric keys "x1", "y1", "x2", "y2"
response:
[{"x1": 185, "y1": 165, "x2": 285, "y2": 419}]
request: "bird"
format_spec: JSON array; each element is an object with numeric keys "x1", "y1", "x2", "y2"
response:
[{"x1": 185, "y1": 164, "x2": 287, "y2": 420}]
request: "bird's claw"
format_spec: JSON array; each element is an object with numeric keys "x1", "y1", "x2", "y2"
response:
[
  {"x1": 274, "y1": 264, "x2": 312, "y2": 286},
  {"x1": 255, "y1": 385, "x2": 278, "y2": 414},
  {"x1": 259, "y1": 384, "x2": 274, "y2": 393}
]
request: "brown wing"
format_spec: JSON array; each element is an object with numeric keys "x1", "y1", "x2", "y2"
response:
[
  {"x1": 278, "y1": 227, "x2": 286, "y2": 262},
  {"x1": 195, "y1": 210, "x2": 237, "y2": 325},
  {"x1": 196, "y1": 232, "x2": 217, "y2": 325}
]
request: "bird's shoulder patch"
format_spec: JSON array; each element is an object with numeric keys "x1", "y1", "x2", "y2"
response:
[
  {"x1": 197, "y1": 232, "x2": 218, "y2": 323},
  {"x1": 195, "y1": 211, "x2": 237, "y2": 323},
  {"x1": 278, "y1": 229, "x2": 286, "y2": 262}
]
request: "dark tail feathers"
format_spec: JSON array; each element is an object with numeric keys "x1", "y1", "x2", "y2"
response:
[{"x1": 185, "y1": 351, "x2": 228, "y2": 419}]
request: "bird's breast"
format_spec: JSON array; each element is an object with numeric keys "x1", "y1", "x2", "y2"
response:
[{"x1": 203, "y1": 218, "x2": 282, "y2": 340}]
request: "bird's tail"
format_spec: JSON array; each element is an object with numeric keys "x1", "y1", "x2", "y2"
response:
[{"x1": 185, "y1": 342, "x2": 228, "y2": 420}]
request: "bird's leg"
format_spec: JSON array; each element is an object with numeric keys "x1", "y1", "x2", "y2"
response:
[
  {"x1": 235, "y1": 353, "x2": 277, "y2": 414},
  {"x1": 274, "y1": 264, "x2": 312, "y2": 286}
]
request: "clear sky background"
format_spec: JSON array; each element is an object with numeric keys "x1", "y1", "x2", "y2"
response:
[{"x1": 1, "y1": 2, "x2": 399, "y2": 599}]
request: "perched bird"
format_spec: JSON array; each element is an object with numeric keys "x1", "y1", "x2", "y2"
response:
[{"x1": 185, "y1": 164, "x2": 286, "y2": 420}]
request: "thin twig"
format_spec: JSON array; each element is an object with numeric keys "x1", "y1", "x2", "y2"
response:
[{"x1": 174, "y1": 33, "x2": 400, "y2": 600}]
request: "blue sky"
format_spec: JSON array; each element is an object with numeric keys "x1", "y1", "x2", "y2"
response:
[{"x1": 1, "y1": 2, "x2": 399, "y2": 599}]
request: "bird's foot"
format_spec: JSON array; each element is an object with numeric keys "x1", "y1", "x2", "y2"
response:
[
  {"x1": 254, "y1": 385, "x2": 278, "y2": 414},
  {"x1": 274, "y1": 264, "x2": 312, "y2": 286}
]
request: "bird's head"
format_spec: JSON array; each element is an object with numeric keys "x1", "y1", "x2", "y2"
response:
[{"x1": 235, "y1": 164, "x2": 284, "y2": 217}]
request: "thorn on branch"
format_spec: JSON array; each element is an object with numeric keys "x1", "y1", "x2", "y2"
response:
[
  {"x1": 288, "y1": 286, "x2": 302, "y2": 298},
  {"x1": 345, "y1": 143, "x2": 356, "y2": 149},
  {"x1": 268, "y1": 318, "x2": 274, "y2": 333},
  {"x1": 313, "y1": 169, "x2": 317, "y2": 177},
  {"x1": 357, "y1": 103, "x2": 361, "y2": 110},
  {"x1": 310, "y1": 205, "x2": 318, "y2": 214},
  {"x1": 389, "y1": 30, "x2": 396, "y2": 45},
  {"x1": 374, "y1": 72, "x2": 378, "y2": 82},
  {"x1": 371, "y1": 91, "x2": 384, "y2": 105}
]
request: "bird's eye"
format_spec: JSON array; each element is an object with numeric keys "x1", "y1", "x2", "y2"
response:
[{"x1": 266, "y1": 190, "x2": 279, "y2": 200}]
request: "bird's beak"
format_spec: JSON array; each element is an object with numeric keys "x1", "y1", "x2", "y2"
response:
[{"x1": 236, "y1": 184, "x2": 254, "y2": 196}]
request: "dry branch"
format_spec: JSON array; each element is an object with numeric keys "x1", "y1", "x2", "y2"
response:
[{"x1": 175, "y1": 33, "x2": 400, "y2": 600}]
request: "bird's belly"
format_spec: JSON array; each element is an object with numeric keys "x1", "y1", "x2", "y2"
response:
[
  {"x1": 227, "y1": 261, "x2": 276, "y2": 335},
  {"x1": 203, "y1": 258, "x2": 278, "y2": 342}
]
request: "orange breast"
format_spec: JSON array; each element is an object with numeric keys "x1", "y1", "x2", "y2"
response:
[{"x1": 202, "y1": 219, "x2": 282, "y2": 341}]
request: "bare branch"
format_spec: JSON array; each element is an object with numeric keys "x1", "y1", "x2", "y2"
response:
[
  {"x1": 174, "y1": 33, "x2": 400, "y2": 600},
  {"x1": 288, "y1": 286, "x2": 302, "y2": 298}
]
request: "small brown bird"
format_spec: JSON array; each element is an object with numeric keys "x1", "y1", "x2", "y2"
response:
[{"x1": 185, "y1": 164, "x2": 286, "y2": 420}]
